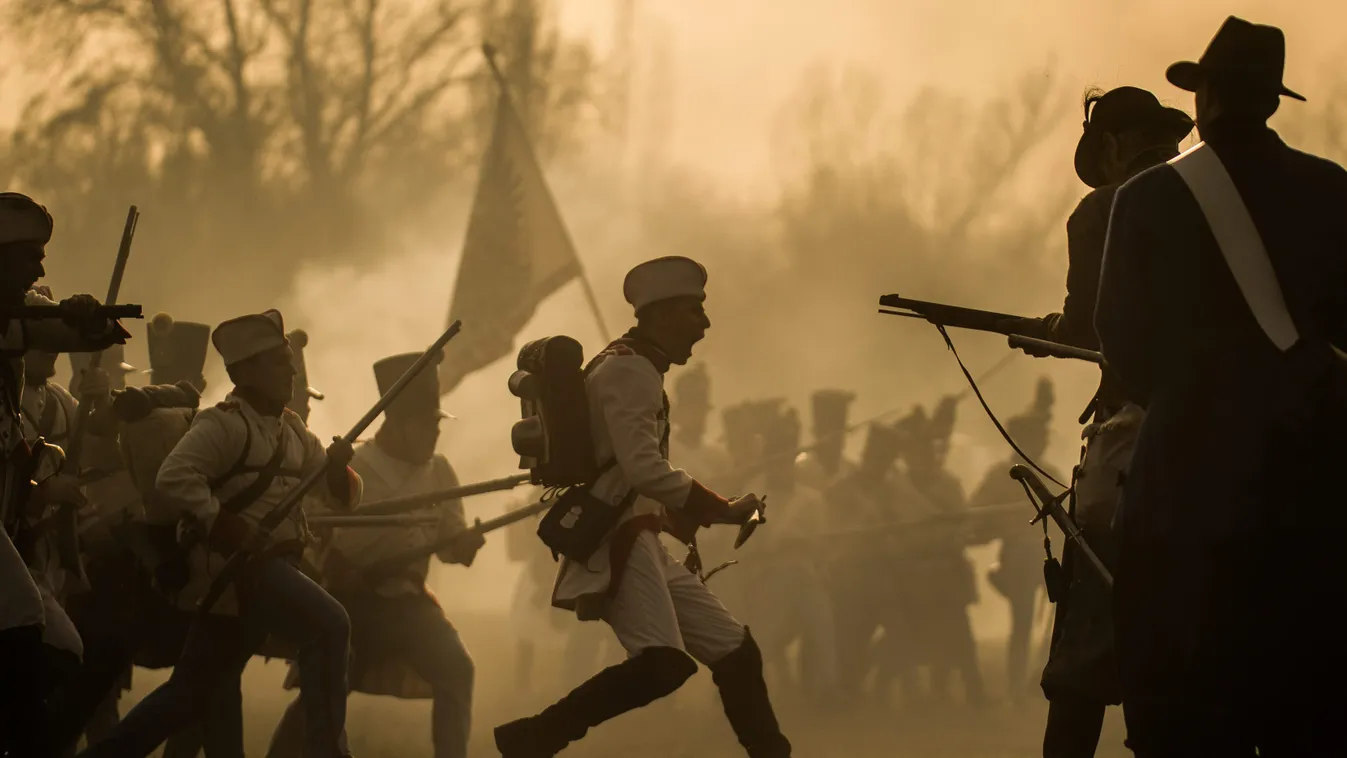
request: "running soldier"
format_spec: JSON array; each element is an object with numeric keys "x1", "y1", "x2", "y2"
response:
[
  {"x1": 268, "y1": 350, "x2": 480, "y2": 758},
  {"x1": 495, "y1": 256, "x2": 790, "y2": 758},
  {"x1": 80, "y1": 309, "x2": 360, "y2": 758}
]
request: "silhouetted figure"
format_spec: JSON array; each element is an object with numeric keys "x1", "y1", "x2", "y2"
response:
[
  {"x1": 1013, "y1": 82, "x2": 1193, "y2": 758},
  {"x1": 1096, "y1": 17, "x2": 1347, "y2": 756}
]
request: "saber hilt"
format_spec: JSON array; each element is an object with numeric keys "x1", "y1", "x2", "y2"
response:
[{"x1": 1009, "y1": 464, "x2": 1113, "y2": 588}]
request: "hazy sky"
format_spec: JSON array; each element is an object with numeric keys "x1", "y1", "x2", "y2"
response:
[{"x1": 556, "y1": 0, "x2": 1342, "y2": 195}]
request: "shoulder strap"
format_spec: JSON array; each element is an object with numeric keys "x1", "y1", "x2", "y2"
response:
[
  {"x1": 206, "y1": 410, "x2": 252, "y2": 490},
  {"x1": 219, "y1": 422, "x2": 288, "y2": 514},
  {"x1": 1169, "y1": 142, "x2": 1299, "y2": 351}
]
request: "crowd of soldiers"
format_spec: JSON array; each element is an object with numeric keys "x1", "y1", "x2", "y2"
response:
[
  {"x1": 4, "y1": 12, "x2": 1347, "y2": 758},
  {"x1": 1, "y1": 193, "x2": 485, "y2": 757}
]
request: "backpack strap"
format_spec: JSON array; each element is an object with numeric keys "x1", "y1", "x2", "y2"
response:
[
  {"x1": 218, "y1": 422, "x2": 289, "y2": 515},
  {"x1": 206, "y1": 411, "x2": 252, "y2": 491}
]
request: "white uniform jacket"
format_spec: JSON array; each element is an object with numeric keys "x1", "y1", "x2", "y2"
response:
[
  {"x1": 155, "y1": 392, "x2": 361, "y2": 614},
  {"x1": 325, "y1": 442, "x2": 465, "y2": 599},
  {"x1": 551, "y1": 337, "x2": 730, "y2": 618}
]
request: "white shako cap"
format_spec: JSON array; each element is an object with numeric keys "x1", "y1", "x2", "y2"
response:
[
  {"x1": 211, "y1": 309, "x2": 289, "y2": 367},
  {"x1": 0, "y1": 192, "x2": 54, "y2": 246},
  {"x1": 622, "y1": 255, "x2": 708, "y2": 314}
]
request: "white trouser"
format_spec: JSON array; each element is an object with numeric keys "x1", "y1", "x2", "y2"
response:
[
  {"x1": 0, "y1": 527, "x2": 44, "y2": 631},
  {"x1": 605, "y1": 531, "x2": 746, "y2": 665}
]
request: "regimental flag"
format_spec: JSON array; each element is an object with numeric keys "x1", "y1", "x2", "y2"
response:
[{"x1": 439, "y1": 90, "x2": 583, "y2": 394}]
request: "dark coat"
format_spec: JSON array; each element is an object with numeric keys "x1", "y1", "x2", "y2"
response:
[
  {"x1": 1050, "y1": 148, "x2": 1177, "y2": 413},
  {"x1": 1095, "y1": 120, "x2": 1347, "y2": 727}
]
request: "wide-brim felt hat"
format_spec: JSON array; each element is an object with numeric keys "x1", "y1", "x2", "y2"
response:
[
  {"x1": 1074, "y1": 86, "x2": 1195, "y2": 189},
  {"x1": 1166, "y1": 16, "x2": 1304, "y2": 102}
]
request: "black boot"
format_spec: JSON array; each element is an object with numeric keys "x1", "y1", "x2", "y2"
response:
[
  {"x1": 495, "y1": 646, "x2": 696, "y2": 758},
  {"x1": 710, "y1": 628, "x2": 792, "y2": 758},
  {"x1": 0, "y1": 624, "x2": 51, "y2": 757}
]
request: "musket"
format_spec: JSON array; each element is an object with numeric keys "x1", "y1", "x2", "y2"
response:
[
  {"x1": 1006, "y1": 334, "x2": 1105, "y2": 365},
  {"x1": 360, "y1": 498, "x2": 552, "y2": 577},
  {"x1": 878, "y1": 294, "x2": 1038, "y2": 336},
  {"x1": 340, "y1": 472, "x2": 531, "y2": 517},
  {"x1": 58, "y1": 206, "x2": 139, "y2": 583},
  {"x1": 198, "y1": 320, "x2": 464, "y2": 614},
  {"x1": 1009, "y1": 464, "x2": 1112, "y2": 587},
  {"x1": 308, "y1": 514, "x2": 442, "y2": 528},
  {"x1": 0, "y1": 304, "x2": 143, "y2": 320},
  {"x1": 68, "y1": 206, "x2": 140, "y2": 471}
]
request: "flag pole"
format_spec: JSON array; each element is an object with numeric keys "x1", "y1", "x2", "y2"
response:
[{"x1": 480, "y1": 43, "x2": 612, "y2": 342}]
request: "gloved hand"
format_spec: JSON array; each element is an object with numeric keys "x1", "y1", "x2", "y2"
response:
[
  {"x1": 446, "y1": 526, "x2": 486, "y2": 567},
  {"x1": 325, "y1": 437, "x2": 354, "y2": 471},
  {"x1": 720, "y1": 494, "x2": 765, "y2": 526},
  {"x1": 208, "y1": 510, "x2": 252, "y2": 555},
  {"x1": 59, "y1": 294, "x2": 110, "y2": 332}
]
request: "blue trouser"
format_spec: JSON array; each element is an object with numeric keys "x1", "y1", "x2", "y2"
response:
[
  {"x1": 80, "y1": 556, "x2": 351, "y2": 758},
  {"x1": 267, "y1": 594, "x2": 474, "y2": 758}
]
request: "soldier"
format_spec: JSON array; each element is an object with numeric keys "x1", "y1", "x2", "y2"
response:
[
  {"x1": 738, "y1": 405, "x2": 838, "y2": 707},
  {"x1": 795, "y1": 390, "x2": 858, "y2": 491},
  {"x1": 894, "y1": 399, "x2": 988, "y2": 709},
  {"x1": 50, "y1": 314, "x2": 218, "y2": 757},
  {"x1": 822, "y1": 422, "x2": 904, "y2": 707},
  {"x1": 0, "y1": 193, "x2": 128, "y2": 754},
  {"x1": 967, "y1": 379, "x2": 1061, "y2": 703},
  {"x1": 494, "y1": 256, "x2": 788, "y2": 758},
  {"x1": 19, "y1": 333, "x2": 90, "y2": 657},
  {"x1": 80, "y1": 309, "x2": 360, "y2": 758},
  {"x1": 1096, "y1": 17, "x2": 1347, "y2": 756},
  {"x1": 267, "y1": 350, "x2": 481, "y2": 758},
  {"x1": 1008, "y1": 83, "x2": 1193, "y2": 757}
]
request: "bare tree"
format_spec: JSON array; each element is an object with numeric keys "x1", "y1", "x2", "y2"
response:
[
  {"x1": 770, "y1": 63, "x2": 1074, "y2": 306},
  {"x1": 0, "y1": 0, "x2": 594, "y2": 318}
]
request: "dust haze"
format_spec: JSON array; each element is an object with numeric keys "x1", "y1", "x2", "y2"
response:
[{"x1": 3, "y1": 1, "x2": 1344, "y2": 755}]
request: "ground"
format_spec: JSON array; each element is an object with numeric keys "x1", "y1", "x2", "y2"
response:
[{"x1": 119, "y1": 610, "x2": 1130, "y2": 758}]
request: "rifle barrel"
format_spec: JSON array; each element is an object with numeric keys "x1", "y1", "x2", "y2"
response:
[
  {"x1": 1, "y1": 304, "x2": 143, "y2": 320},
  {"x1": 351, "y1": 472, "x2": 532, "y2": 517},
  {"x1": 309, "y1": 514, "x2": 441, "y2": 528},
  {"x1": 361, "y1": 499, "x2": 552, "y2": 577}
]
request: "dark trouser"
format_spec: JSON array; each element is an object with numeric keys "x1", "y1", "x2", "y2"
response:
[
  {"x1": 1042, "y1": 698, "x2": 1106, "y2": 758},
  {"x1": 267, "y1": 594, "x2": 475, "y2": 758},
  {"x1": 496, "y1": 629, "x2": 789, "y2": 758},
  {"x1": 48, "y1": 550, "x2": 221, "y2": 757},
  {"x1": 0, "y1": 624, "x2": 50, "y2": 756},
  {"x1": 1115, "y1": 537, "x2": 1347, "y2": 758},
  {"x1": 79, "y1": 556, "x2": 351, "y2": 758}
]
